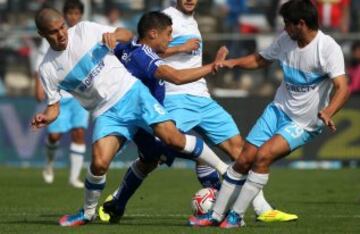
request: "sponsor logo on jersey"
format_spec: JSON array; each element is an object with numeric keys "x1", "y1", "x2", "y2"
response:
[
  {"x1": 285, "y1": 83, "x2": 316, "y2": 93},
  {"x1": 78, "y1": 61, "x2": 105, "y2": 91}
]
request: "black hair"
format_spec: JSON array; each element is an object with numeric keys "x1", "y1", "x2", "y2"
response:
[
  {"x1": 137, "y1": 11, "x2": 172, "y2": 39},
  {"x1": 279, "y1": 0, "x2": 319, "y2": 30},
  {"x1": 63, "y1": 0, "x2": 84, "y2": 14}
]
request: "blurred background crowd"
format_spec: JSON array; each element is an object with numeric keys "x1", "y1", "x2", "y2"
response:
[{"x1": 0, "y1": 0, "x2": 359, "y2": 98}]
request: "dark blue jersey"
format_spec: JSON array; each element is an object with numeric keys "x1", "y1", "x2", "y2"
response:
[{"x1": 114, "y1": 40, "x2": 165, "y2": 104}]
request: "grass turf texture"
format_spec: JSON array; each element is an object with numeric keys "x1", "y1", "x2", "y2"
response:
[{"x1": 0, "y1": 167, "x2": 359, "y2": 234}]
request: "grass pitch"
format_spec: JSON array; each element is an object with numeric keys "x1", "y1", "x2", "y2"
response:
[{"x1": 0, "y1": 167, "x2": 359, "y2": 234}]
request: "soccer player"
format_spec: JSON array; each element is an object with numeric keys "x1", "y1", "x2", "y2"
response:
[
  {"x1": 100, "y1": 0, "x2": 296, "y2": 224},
  {"x1": 32, "y1": 7, "x2": 229, "y2": 227},
  {"x1": 34, "y1": 0, "x2": 88, "y2": 188},
  {"x1": 188, "y1": 0, "x2": 349, "y2": 228},
  {"x1": 98, "y1": 11, "x2": 230, "y2": 223}
]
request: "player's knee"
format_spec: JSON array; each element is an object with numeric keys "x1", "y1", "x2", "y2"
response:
[
  {"x1": 254, "y1": 150, "x2": 272, "y2": 170},
  {"x1": 234, "y1": 154, "x2": 253, "y2": 173},
  {"x1": 91, "y1": 156, "x2": 110, "y2": 175},
  {"x1": 228, "y1": 136, "x2": 245, "y2": 159},
  {"x1": 71, "y1": 128, "x2": 85, "y2": 143},
  {"x1": 48, "y1": 133, "x2": 61, "y2": 143}
]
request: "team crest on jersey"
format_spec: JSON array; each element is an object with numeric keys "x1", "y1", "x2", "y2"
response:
[{"x1": 154, "y1": 103, "x2": 165, "y2": 115}]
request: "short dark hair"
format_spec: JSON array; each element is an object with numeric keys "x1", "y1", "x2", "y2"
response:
[
  {"x1": 137, "y1": 11, "x2": 172, "y2": 39},
  {"x1": 63, "y1": 0, "x2": 84, "y2": 14},
  {"x1": 279, "y1": 0, "x2": 319, "y2": 30},
  {"x1": 35, "y1": 7, "x2": 63, "y2": 32}
]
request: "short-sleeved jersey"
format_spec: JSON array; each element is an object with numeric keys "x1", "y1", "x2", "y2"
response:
[
  {"x1": 39, "y1": 21, "x2": 137, "y2": 117},
  {"x1": 36, "y1": 39, "x2": 72, "y2": 99},
  {"x1": 162, "y1": 7, "x2": 210, "y2": 97},
  {"x1": 114, "y1": 40, "x2": 166, "y2": 104},
  {"x1": 259, "y1": 30, "x2": 345, "y2": 131}
]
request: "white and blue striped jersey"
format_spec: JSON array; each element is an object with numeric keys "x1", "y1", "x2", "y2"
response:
[
  {"x1": 162, "y1": 6, "x2": 210, "y2": 97},
  {"x1": 260, "y1": 30, "x2": 345, "y2": 131},
  {"x1": 39, "y1": 21, "x2": 137, "y2": 117}
]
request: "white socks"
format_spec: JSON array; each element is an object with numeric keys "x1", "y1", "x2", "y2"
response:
[
  {"x1": 84, "y1": 167, "x2": 106, "y2": 218},
  {"x1": 183, "y1": 135, "x2": 228, "y2": 175},
  {"x1": 252, "y1": 190, "x2": 273, "y2": 215},
  {"x1": 232, "y1": 170, "x2": 269, "y2": 216},
  {"x1": 211, "y1": 165, "x2": 246, "y2": 221},
  {"x1": 69, "y1": 143, "x2": 85, "y2": 183}
]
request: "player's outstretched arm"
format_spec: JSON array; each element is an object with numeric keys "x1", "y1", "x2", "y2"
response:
[
  {"x1": 103, "y1": 28, "x2": 133, "y2": 49},
  {"x1": 154, "y1": 63, "x2": 214, "y2": 85},
  {"x1": 31, "y1": 102, "x2": 60, "y2": 129},
  {"x1": 318, "y1": 75, "x2": 350, "y2": 132},
  {"x1": 160, "y1": 38, "x2": 200, "y2": 58},
  {"x1": 215, "y1": 53, "x2": 272, "y2": 72}
]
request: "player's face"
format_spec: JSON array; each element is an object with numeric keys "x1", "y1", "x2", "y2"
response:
[
  {"x1": 40, "y1": 18, "x2": 68, "y2": 51},
  {"x1": 155, "y1": 26, "x2": 173, "y2": 53},
  {"x1": 64, "y1": 8, "x2": 83, "y2": 27},
  {"x1": 283, "y1": 19, "x2": 301, "y2": 41},
  {"x1": 177, "y1": 0, "x2": 198, "y2": 15}
]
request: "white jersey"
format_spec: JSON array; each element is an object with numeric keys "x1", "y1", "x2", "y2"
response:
[
  {"x1": 39, "y1": 21, "x2": 137, "y2": 117},
  {"x1": 162, "y1": 7, "x2": 210, "y2": 97},
  {"x1": 36, "y1": 39, "x2": 72, "y2": 99},
  {"x1": 259, "y1": 30, "x2": 345, "y2": 131}
]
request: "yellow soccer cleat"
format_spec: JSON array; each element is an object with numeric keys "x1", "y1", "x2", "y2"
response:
[
  {"x1": 98, "y1": 194, "x2": 114, "y2": 223},
  {"x1": 256, "y1": 209, "x2": 298, "y2": 223}
]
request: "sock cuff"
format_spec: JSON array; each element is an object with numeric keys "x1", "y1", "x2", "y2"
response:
[
  {"x1": 130, "y1": 159, "x2": 146, "y2": 179},
  {"x1": 224, "y1": 165, "x2": 246, "y2": 185},
  {"x1": 182, "y1": 135, "x2": 203, "y2": 158},
  {"x1": 85, "y1": 166, "x2": 106, "y2": 188},
  {"x1": 46, "y1": 139, "x2": 59, "y2": 149},
  {"x1": 70, "y1": 143, "x2": 86, "y2": 154},
  {"x1": 248, "y1": 170, "x2": 269, "y2": 186},
  {"x1": 196, "y1": 165, "x2": 216, "y2": 177}
]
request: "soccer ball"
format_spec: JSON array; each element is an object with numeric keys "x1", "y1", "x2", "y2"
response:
[{"x1": 191, "y1": 187, "x2": 218, "y2": 215}]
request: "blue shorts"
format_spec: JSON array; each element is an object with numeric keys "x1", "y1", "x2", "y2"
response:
[
  {"x1": 92, "y1": 81, "x2": 172, "y2": 143},
  {"x1": 246, "y1": 103, "x2": 322, "y2": 151},
  {"x1": 164, "y1": 94, "x2": 240, "y2": 145},
  {"x1": 48, "y1": 98, "x2": 89, "y2": 133}
]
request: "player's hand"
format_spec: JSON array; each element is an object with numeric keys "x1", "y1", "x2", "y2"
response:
[
  {"x1": 214, "y1": 46, "x2": 229, "y2": 62},
  {"x1": 31, "y1": 113, "x2": 48, "y2": 129},
  {"x1": 318, "y1": 110, "x2": 336, "y2": 132},
  {"x1": 214, "y1": 60, "x2": 235, "y2": 73},
  {"x1": 181, "y1": 38, "x2": 200, "y2": 53},
  {"x1": 102, "y1": 32, "x2": 117, "y2": 50}
]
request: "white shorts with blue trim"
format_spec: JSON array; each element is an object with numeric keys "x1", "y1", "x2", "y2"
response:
[
  {"x1": 92, "y1": 81, "x2": 172, "y2": 143},
  {"x1": 164, "y1": 94, "x2": 240, "y2": 145},
  {"x1": 48, "y1": 98, "x2": 89, "y2": 133},
  {"x1": 246, "y1": 103, "x2": 322, "y2": 151}
]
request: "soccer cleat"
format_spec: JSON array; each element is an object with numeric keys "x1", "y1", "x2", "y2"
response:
[
  {"x1": 219, "y1": 210, "x2": 244, "y2": 229},
  {"x1": 98, "y1": 195, "x2": 125, "y2": 223},
  {"x1": 188, "y1": 211, "x2": 219, "y2": 227},
  {"x1": 256, "y1": 209, "x2": 298, "y2": 223},
  {"x1": 59, "y1": 209, "x2": 95, "y2": 227},
  {"x1": 69, "y1": 179, "x2": 84, "y2": 189},
  {"x1": 42, "y1": 166, "x2": 54, "y2": 184}
]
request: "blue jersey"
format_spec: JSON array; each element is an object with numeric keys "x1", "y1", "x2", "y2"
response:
[{"x1": 114, "y1": 40, "x2": 166, "y2": 104}]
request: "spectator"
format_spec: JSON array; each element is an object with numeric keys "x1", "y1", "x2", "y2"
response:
[
  {"x1": 316, "y1": 0, "x2": 350, "y2": 33},
  {"x1": 348, "y1": 41, "x2": 360, "y2": 95}
]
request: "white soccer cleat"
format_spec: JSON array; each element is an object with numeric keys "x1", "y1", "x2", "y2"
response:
[
  {"x1": 69, "y1": 179, "x2": 84, "y2": 189},
  {"x1": 42, "y1": 166, "x2": 54, "y2": 184}
]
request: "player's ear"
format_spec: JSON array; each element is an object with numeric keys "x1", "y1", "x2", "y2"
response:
[{"x1": 148, "y1": 29, "x2": 158, "y2": 40}]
